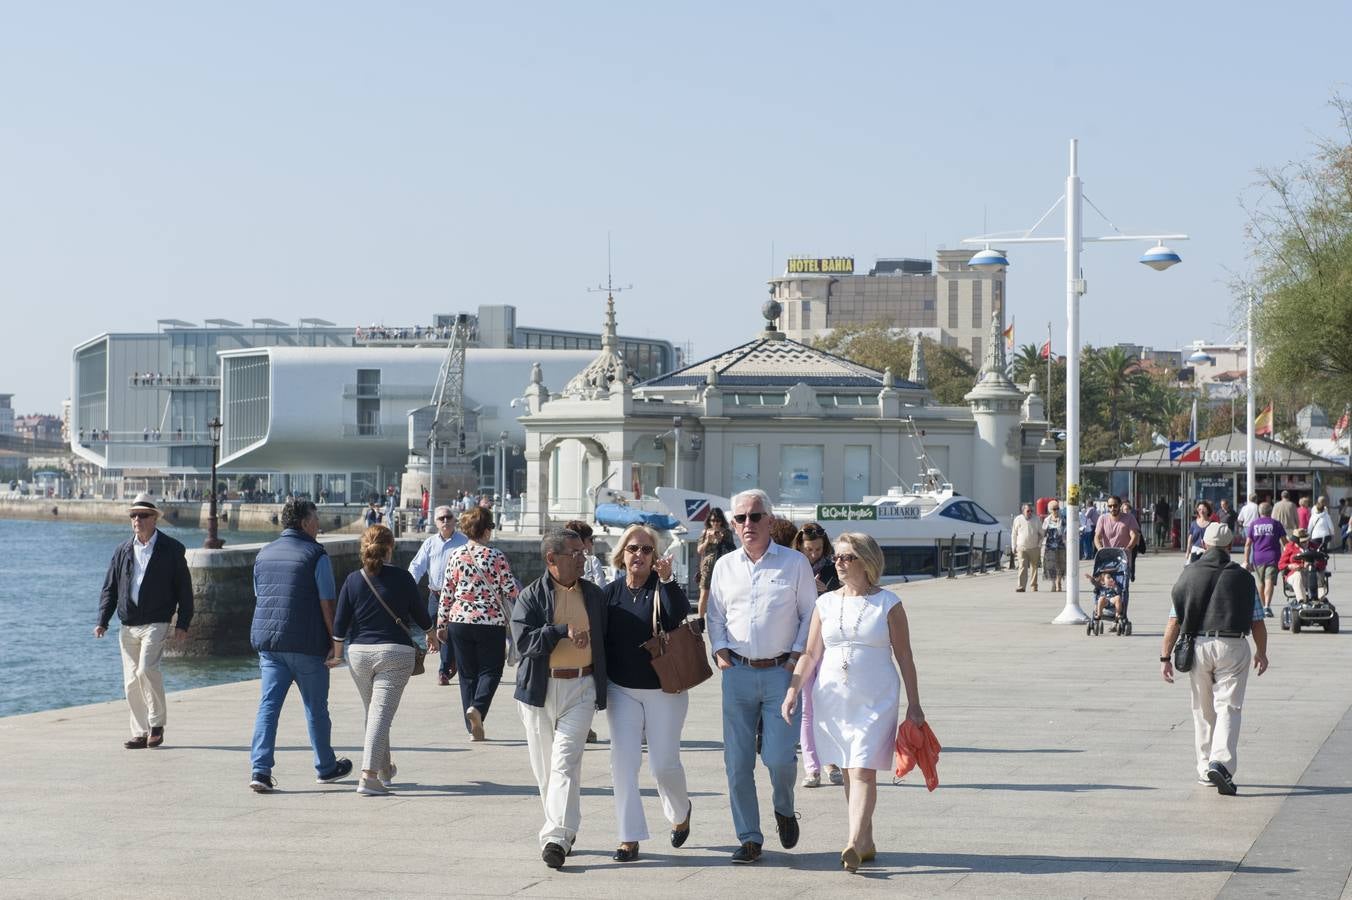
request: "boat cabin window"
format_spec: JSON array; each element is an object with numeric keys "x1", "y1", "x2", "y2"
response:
[{"x1": 939, "y1": 501, "x2": 998, "y2": 525}]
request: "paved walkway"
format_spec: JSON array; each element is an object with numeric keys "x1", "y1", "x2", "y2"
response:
[{"x1": 4, "y1": 552, "x2": 1350, "y2": 899}]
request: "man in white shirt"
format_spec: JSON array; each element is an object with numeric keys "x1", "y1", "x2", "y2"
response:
[
  {"x1": 1011, "y1": 504, "x2": 1044, "y2": 593},
  {"x1": 707, "y1": 488, "x2": 816, "y2": 865},
  {"x1": 408, "y1": 505, "x2": 468, "y2": 685}
]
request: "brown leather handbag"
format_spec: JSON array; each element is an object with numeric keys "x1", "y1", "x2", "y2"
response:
[{"x1": 642, "y1": 583, "x2": 712, "y2": 694}]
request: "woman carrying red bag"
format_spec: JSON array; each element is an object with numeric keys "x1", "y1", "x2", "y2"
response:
[{"x1": 781, "y1": 531, "x2": 925, "y2": 874}]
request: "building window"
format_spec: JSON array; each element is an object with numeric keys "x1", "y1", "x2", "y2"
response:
[
  {"x1": 222, "y1": 355, "x2": 270, "y2": 456},
  {"x1": 844, "y1": 444, "x2": 870, "y2": 503},
  {"x1": 731, "y1": 444, "x2": 759, "y2": 496},
  {"x1": 780, "y1": 445, "x2": 824, "y2": 502},
  {"x1": 972, "y1": 280, "x2": 983, "y2": 327},
  {"x1": 356, "y1": 368, "x2": 380, "y2": 436},
  {"x1": 1020, "y1": 464, "x2": 1035, "y2": 505},
  {"x1": 947, "y1": 281, "x2": 959, "y2": 330},
  {"x1": 801, "y1": 301, "x2": 812, "y2": 330},
  {"x1": 971, "y1": 336, "x2": 982, "y2": 365}
]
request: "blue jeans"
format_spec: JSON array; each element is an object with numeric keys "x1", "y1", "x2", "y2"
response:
[
  {"x1": 721, "y1": 662, "x2": 800, "y2": 845},
  {"x1": 250, "y1": 650, "x2": 337, "y2": 777},
  {"x1": 1080, "y1": 532, "x2": 1094, "y2": 560}
]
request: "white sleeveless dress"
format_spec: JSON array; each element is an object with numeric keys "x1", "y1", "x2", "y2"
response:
[{"x1": 811, "y1": 589, "x2": 902, "y2": 771}]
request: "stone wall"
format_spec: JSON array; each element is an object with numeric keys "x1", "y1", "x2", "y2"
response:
[
  {"x1": 178, "y1": 533, "x2": 589, "y2": 657},
  {"x1": 0, "y1": 496, "x2": 373, "y2": 535}
]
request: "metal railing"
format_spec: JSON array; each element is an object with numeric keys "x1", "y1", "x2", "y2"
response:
[
  {"x1": 935, "y1": 532, "x2": 1006, "y2": 578},
  {"x1": 127, "y1": 375, "x2": 220, "y2": 389}
]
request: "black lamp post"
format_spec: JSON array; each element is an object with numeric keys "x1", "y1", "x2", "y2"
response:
[{"x1": 205, "y1": 415, "x2": 224, "y2": 549}]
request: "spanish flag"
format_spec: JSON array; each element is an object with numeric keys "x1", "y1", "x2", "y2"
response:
[
  {"x1": 1002, "y1": 320, "x2": 1014, "y2": 351},
  {"x1": 1254, "y1": 402, "x2": 1274, "y2": 437}
]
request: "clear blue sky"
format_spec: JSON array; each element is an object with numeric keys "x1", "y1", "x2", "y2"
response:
[{"x1": 3, "y1": 1, "x2": 1349, "y2": 412}]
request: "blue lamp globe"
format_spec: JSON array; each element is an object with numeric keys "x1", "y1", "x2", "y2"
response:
[
  {"x1": 968, "y1": 248, "x2": 1009, "y2": 270},
  {"x1": 1140, "y1": 244, "x2": 1182, "y2": 271},
  {"x1": 1187, "y1": 349, "x2": 1213, "y2": 365}
]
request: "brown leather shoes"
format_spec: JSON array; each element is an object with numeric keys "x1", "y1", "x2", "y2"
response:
[
  {"x1": 124, "y1": 736, "x2": 148, "y2": 749},
  {"x1": 147, "y1": 726, "x2": 164, "y2": 748}
]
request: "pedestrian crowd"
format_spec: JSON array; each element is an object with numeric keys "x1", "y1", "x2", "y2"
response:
[{"x1": 95, "y1": 489, "x2": 927, "y2": 875}]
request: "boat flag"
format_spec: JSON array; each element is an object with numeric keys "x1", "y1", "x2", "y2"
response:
[
  {"x1": 1038, "y1": 340, "x2": 1051, "y2": 359},
  {"x1": 1254, "y1": 402, "x2": 1274, "y2": 437}
]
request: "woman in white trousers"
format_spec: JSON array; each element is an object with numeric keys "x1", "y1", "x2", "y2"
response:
[{"x1": 601, "y1": 524, "x2": 693, "y2": 862}]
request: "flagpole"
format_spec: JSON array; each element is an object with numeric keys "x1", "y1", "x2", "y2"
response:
[
  {"x1": 1246, "y1": 291, "x2": 1255, "y2": 502},
  {"x1": 1046, "y1": 321, "x2": 1053, "y2": 425}
]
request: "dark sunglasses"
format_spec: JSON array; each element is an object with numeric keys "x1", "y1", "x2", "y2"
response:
[
  {"x1": 129, "y1": 512, "x2": 155, "y2": 520},
  {"x1": 625, "y1": 544, "x2": 655, "y2": 555},
  {"x1": 732, "y1": 512, "x2": 766, "y2": 525},
  {"x1": 435, "y1": 515, "x2": 453, "y2": 522},
  {"x1": 835, "y1": 553, "x2": 858, "y2": 563},
  {"x1": 800, "y1": 525, "x2": 826, "y2": 537}
]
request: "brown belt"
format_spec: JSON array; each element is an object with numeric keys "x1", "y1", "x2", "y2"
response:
[
  {"x1": 550, "y1": 665, "x2": 594, "y2": 679},
  {"x1": 730, "y1": 652, "x2": 791, "y2": 669}
]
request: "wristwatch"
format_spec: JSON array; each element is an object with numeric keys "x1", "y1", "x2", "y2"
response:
[{"x1": 1159, "y1": 656, "x2": 1170, "y2": 663}]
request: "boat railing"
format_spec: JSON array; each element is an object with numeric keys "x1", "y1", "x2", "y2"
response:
[{"x1": 935, "y1": 531, "x2": 1006, "y2": 578}]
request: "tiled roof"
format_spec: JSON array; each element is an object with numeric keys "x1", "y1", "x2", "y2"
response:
[{"x1": 640, "y1": 335, "x2": 918, "y2": 390}]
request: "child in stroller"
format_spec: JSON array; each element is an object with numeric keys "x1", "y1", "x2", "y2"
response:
[{"x1": 1086, "y1": 548, "x2": 1132, "y2": 636}]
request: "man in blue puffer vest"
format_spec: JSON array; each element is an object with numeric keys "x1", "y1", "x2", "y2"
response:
[{"x1": 247, "y1": 498, "x2": 353, "y2": 792}]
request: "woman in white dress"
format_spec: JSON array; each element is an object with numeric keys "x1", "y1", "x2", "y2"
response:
[{"x1": 781, "y1": 531, "x2": 925, "y2": 873}]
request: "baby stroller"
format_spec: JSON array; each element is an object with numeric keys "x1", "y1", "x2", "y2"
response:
[
  {"x1": 1086, "y1": 547, "x2": 1132, "y2": 636},
  {"x1": 1280, "y1": 547, "x2": 1339, "y2": 634}
]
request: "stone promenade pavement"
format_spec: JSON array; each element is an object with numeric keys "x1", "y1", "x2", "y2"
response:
[{"x1": 3, "y1": 552, "x2": 1350, "y2": 899}]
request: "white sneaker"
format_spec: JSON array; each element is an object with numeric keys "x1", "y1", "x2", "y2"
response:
[
  {"x1": 802, "y1": 771, "x2": 821, "y2": 788},
  {"x1": 357, "y1": 775, "x2": 391, "y2": 796},
  {"x1": 828, "y1": 765, "x2": 844, "y2": 785},
  {"x1": 378, "y1": 763, "x2": 398, "y2": 788}
]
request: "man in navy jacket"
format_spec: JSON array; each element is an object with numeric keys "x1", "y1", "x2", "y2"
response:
[
  {"x1": 95, "y1": 493, "x2": 193, "y2": 749},
  {"x1": 247, "y1": 498, "x2": 352, "y2": 792}
]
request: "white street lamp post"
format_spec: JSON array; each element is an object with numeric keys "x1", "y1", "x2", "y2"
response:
[
  {"x1": 1246, "y1": 291, "x2": 1256, "y2": 501},
  {"x1": 965, "y1": 139, "x2": 1188, "y2": 624}
]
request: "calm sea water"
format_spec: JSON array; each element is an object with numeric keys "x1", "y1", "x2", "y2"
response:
[{"x1": 0, "y1": 518, "x2": 279, "y2": 718}]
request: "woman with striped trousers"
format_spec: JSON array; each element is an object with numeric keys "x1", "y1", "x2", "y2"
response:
[{"x1": 330, "y1": 525, "x2": 434, "y2": 795}]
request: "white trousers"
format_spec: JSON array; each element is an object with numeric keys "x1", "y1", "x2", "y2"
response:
[
  {"x1": 1189, "y1": 636, "x2": 1252, "y2": 779},
  {"x1": 119, "y1": 623, "x2": 170, "y2": 737},
  {"x1": 1285, "y1": 570, "x2": 1308, "y2": 601},
  {"x1": 605, "y1": 683, "x2": 690, "y2": 842},
  {"x1": 518, "y1": 677, "x2": 596, "y2": 849}
]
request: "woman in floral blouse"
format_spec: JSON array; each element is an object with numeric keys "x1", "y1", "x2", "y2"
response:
[{"x1": 437, "y1": 506, "x2": 520, "y2": 741}]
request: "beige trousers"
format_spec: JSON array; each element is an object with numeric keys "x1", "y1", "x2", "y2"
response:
[
  {"x1": 1017, "y1": 549, "x2": 1041, "y2": 590},
  {"x1": 1188, "y1": 635, "x2": 1251, "y2": 779},
  {"x1": 518, "y1": 677, "x2": 596, "y2": 849},
  {"x1": 119, "y1": 623, "x2": 170, "y2": 737}
]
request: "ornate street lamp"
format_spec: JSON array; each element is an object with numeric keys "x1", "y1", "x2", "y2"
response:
[
  {"x1": 965, "y1": 139, "x2": 1188, "y2": 624},
  {"x1": 205, "y1": 416, "x2": 224, "y2": 549}
]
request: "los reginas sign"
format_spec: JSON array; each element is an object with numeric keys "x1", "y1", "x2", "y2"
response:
[{"x1": 787, "y1": 257, "x2": 855, "y2": 275}]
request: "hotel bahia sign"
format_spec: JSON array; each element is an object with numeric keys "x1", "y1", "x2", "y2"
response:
[{"x1": 786, "y1": 256, "x2": 855, "y2": 274}]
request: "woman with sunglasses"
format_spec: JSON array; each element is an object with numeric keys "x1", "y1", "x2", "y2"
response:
[
  {"x1": 792, "y1": 523, "x2": 842, "y2": 788},
  {"x1": 781, "y1": 532, "x2": 925, "y2": 874},
  {"x1": 696, "y1": 507, "x2": 735, "y2": 618},
  {"x1": 601, "y1": 524, "x2": 693, "y2": 862}
]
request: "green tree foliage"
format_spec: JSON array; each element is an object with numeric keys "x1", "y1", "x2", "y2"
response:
[
  {"x1": 813, "y1": 325, "x2": 977, "y2": 405},
  {"x1": 1247, "y1": 94, "x2": 1352, "y2": 407}
]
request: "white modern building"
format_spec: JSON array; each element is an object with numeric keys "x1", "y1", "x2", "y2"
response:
[
  {"x1": 517, "y1": 296, "x2": 1059, "y2": 533},
  {"x1": 217, "y1": 346, "x2": 594, "y2": 502}
]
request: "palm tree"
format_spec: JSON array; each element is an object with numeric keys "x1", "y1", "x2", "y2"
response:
[
  {"x1": 1011, "y1": 343, "x2": 1043, "y2": 384},
  {"x1": 1090, "y1": 346, "x2": 1144, "y2": 429}
]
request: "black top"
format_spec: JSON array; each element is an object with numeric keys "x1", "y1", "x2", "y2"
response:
[
  {"x1": 333, "y1": 565, "x2": 432, "y2": 647},
  {"x1": 603, "y1": 572, "x2": 691, "y2": 690},
  {"x1": 98, "y1": 530, "x2": 194, "y2": 630},
  {"x1": 811, "y1": 554, "x2": 842, "y2": 594}
]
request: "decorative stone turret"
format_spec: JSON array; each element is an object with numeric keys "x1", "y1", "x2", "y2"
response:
[
  {"x1": 965, "y1": 310, "x2": 1024, "y2": 524},
  {"x1": 878, "y1": 366, "x2": 901, "y2": 419},
  {"x1": 702, "y1": 368, "x2": 724, "y2": 417},
  {"x1": 908, "y1": 333, "x2": 928, "y2": 387},
  {"x1": 1023, "y1": 373, "x2": 1046, "y2": 422},
  {"x1": 563, "y1": 293, "x2": 628, "y2": 400}
]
